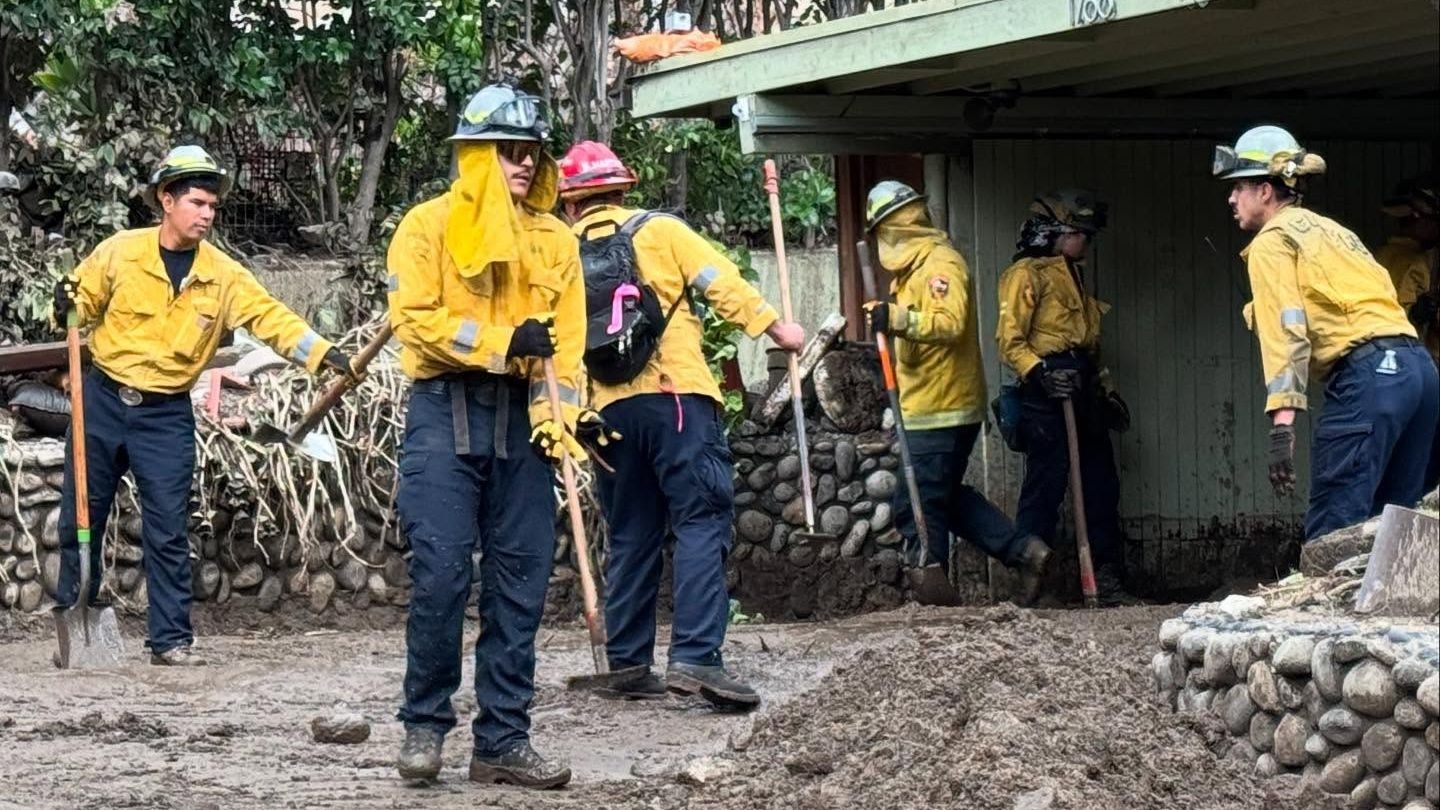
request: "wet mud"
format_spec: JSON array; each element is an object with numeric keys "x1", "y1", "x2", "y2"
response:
[{"x1": 0, "y1": 604, "x2": 1313, "y2": 809}]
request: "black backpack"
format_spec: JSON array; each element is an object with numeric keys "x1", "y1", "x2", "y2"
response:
[{"x1": 579, "y1": 211, "x2": 690, "y2": 385}]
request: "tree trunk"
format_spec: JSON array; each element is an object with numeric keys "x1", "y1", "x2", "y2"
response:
[{"x1": 346, "y1": 55, "x2": 406, "y2": 248}]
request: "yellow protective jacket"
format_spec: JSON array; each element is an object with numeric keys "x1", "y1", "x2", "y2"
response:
[
  {"x1": 71, "y1": 227, "x2": 332, "y2": 394},
  {"x1": 386, "y1": 149, "x2": 584, "y2": 426},
  {"x1": 1375, "y1": 235, "x2": 1439, "y2": 359},
  {"x1": 875, "y1": 208, "x2": 986, "y2": 428},
  {"x1": 572, "y1": 205, "x2": 778, "y2": 412},
  {"x1": 1241, "y1": 206, "x2": 1416, "y2": 413},
  {"x1": 995, "y1": 255, "x2": 1109, "y2": 381}
]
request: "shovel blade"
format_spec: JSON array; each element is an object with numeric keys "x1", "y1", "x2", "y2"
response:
[
  {"x1": 791, "y1": 530, "x2": 837, "y2": 547},
  {"x1": 52, "y1": 604, "x2": 126, "y2": 669},
  {"x1": 908, "y1": 565, "x2": 961, "y2": 607},
  {"x1": 252, "y1": 423, "x2": 338, "y2": 464}
]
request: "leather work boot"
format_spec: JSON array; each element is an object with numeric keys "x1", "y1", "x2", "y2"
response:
[
  {"x1": 150, "y1": 645, "x2": 208, "y2": 667},
  {"x1": 468, "y1": 742, "x2": 571, "y2": 789},
  {"x1": 1014, "y1": 536, "x2": 1052, "y2": 606},
  {"x1": 396, "y1": 726, "x2": 445, "y2": 781},
  {"x1": 666, "y1": 661, "x2": 760, "y2": 710},
  {"x1": 594, "y1": 665, "x2": 668, "y2": 701},
  {"x1": 1095, "y1": 565, "x2": 1142, "y2": 607}
]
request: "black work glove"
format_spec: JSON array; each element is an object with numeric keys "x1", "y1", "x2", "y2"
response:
[
  {"x1": 1408, "y1": 292, "x2": 1438, "y2": 330},
  {"x1": 864, "y1": 301, "x2": 892, "y2": 338},
  {"x1": 321, "y1": 346, "x2": 358, "y2": 380},
  {"x1": 1103, "y1": 390, "x2": 1131, "y2": 433},
  {"x1": 53, "y1": 275, "x2": 79, "y2": 328},
  {"x1": 1035, "y1": 363, "x2": 1082, "y2": 399},
  {"x1": 575, "y1": 409, "x2": 622, "y2": 453},
  {"x1": 1267, "y1": 424, "x2": 1296, "y2": 497},
  {"x1": 507, "y1": 313, "x2": 557, "y2": 359}
]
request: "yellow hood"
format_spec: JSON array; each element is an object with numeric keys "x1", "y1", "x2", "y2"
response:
[
  {"x1": 876, "y1": 200, "x2": 948, "y2": 275},
  {"x1": 445, "y1": 142, "x2": 561, "y2": 279}
]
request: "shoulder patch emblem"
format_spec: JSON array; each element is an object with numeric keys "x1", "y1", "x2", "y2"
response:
[{"x1": 928, "y1": 275, "x2": 950, "y2": 299}]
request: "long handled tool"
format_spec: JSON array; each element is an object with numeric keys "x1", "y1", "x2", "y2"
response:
[
  {"x1": 1060, "y1": 397, "x2": 1100, "y2": 609},
  {"x1": 763, "y1": 160, "x2": 834, "y2": 545},
  {"x1": 855, "y1": 241, "x2": 959, "y2": 606},
  {"x1": 540, "y1": 357, "x2": 614, "y2": 689},
  {"x1": 252, "y1": 323, "x2": 394, "y2": 463},
  {"x1": 53, "y1": 306, "x2": 125, "y2": 669}
]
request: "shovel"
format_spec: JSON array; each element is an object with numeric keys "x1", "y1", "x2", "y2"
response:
[
  {"x1": 251, "y1": 323, "x2": 393, "y2": 463},
  {"x1": 53, "y1": 306, "x2": 125, "y2": 669},
  {"x1": 763, "y1": 159, "x2": 834, "y2": 545},
  {"x1": 1060, "y1": 397, "x2": 1100, "y2": 609},
  {"x1": 532, "y1": 357, "x2": 622, "y2": 692},
  {"x1": 856, "y1": 241, "x2": 959, "y2": 607}
]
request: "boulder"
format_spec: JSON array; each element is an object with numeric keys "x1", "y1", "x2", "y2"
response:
[
  {"x1": 737, "y1": 511, "x2": 774, "y2": 544},
  {"x1": 1394, "y1": 659, "x2": 1433, "y2": 692},
  {"x1": 1312, "y1": 639, "x2": 1344, "y2": 702},
  {"x1": 1305, "y1": 734, "x2": 1332, "y2": 763},
  {"x1": 1418, "y1": 674, "x2": 1439, "y2": 717},
  {"x1": 1345, "y1": 660, "x2": 1401, "y2": 718},
  {"x1": 1274, "y1": 713, "x2": 1312, "y2": 767},
  {"x1": 1250, "y1": 711, "x2": 1279, "y2": 752},
  {"x1": 1403, "y1": 733, "x2": 1434, "y2": 790},
  {"x1": 1376, "y1": 771, "x2": 1407, "y2": 806},
  {"x1": 231, "y1": 562, "x2": 264, "y2": 590},
  {"x1": 1397, "y1": 698, "x2": 1431, "y2": 730},
  {"x1": 1319, "y1": 748, "x2": 1366, "y2": 795},
  {"x1": 1319, "y1": 707, "x2": 1368, "y2": 746},
  {"x1": 257, "y1": 576, "x2": 283, "y2": 612},
  {"x1": 864, "y1": 470, "x2": 897, "y2": 500},
  {"x1": 1273, "y1": 637, "x2": 1315, "y2": 676},
  {"x1": 1249, "y1": 661, "x2": 1283, "y2": 713},
  {"x1": 1360, "y1": 720, "x2": 1405, "y2": 770},
  {"x1": 1223, "y1": 684, "x2": 1257, "y2": 736},
  {"x1": 308, "y1": 572, "x2": 336, "y2": 612}
]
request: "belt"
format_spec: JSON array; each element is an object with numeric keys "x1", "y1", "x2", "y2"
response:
[
  {"x1": 412, "y1": 372, "x2": 527, "y2": 458},
  {"x1": 1341, "y1": 335, "x2": 1420, "y2": 367},
  {"x1": 90, "y1": 371, "x2": 189, "y2": 407}
]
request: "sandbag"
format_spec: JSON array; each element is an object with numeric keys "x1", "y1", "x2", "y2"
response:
[{"x1": 5, "y1": 379, "x2": 70, "y2": 437}]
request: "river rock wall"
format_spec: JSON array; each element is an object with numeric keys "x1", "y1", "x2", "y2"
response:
[{"x1": 1154, "y1": 605, "x2": 1440, "y2": 807}]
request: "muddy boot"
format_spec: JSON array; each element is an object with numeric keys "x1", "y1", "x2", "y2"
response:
[
  {"x1": 1095, "y1": 565, "x2": 1141, "y2": 607},
  {"x1": 594, "y1": 665, "x2": 667, "y2": 701},
  {"x1": 396, "y1": 726, "x2": 445, "y2": 781},
  {"x1": 150, "y1": 644, "x2": 207, "y2": 667},
  {"x1": 468, "y1": 742, "x2": 571, "y2": 789},
  {"x1": 1014, "y1": 536, "x2": 1051, "y2": 606},
  {"x1": 666, "y1": 661, "x2": 760, "y2": 710}
]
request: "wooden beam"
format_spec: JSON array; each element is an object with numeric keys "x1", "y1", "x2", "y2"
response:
[
  {"x1": 0, "y1": 340, "x2": 89, "y2": 374},
  {"x1": 1077, "y1": 11, "x2": 1431, "y2": 95},
  {"x1": 734, "y1": 94, "x2": 1440, "y2": 154},
  {"x1": 630, "y1": 0, "x2": 1207, "y2": 118},
  {"x1": 907, "y1": 0, "x2": 1274, "y2": 96},
  {"x1": 1234, "y1": 50, "x2": 1438, "y2": 97},
  {"x1": 1152, "y1": 21, "x2": 1439, "y2": 96},
  {"x1": 824, "y1": 68, "x2": 957, "y2": 96}
]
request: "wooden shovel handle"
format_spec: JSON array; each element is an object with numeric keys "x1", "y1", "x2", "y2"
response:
[
  {"x1": 289, "y1": 323, "x2": 393, "y2": 443},
  {"x1": 544, "y1": 358, "x2": 605, "y2": 651},
  {"x1": 66, "y1": 313, "x2": 88, "y2": 531}
]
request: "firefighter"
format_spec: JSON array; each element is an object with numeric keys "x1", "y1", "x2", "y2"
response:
[
  {"x1": 860, "y1": 181, "x2": 1051, "y2": 603},
  {"x1": 51, "y1": 145, "x2": 353, "y2": 666},
  {"x1": 995, "y1": 189, "x2": 1135, "y2": 604},
  {"x1": 1214, "y1": 125, "x2": 1438, "y2": 539},
  {"x1": 386, "y1": 84, "x2": 584, "y2": 788},
  {"x1": 557, "y1": 140, "x2": 802, "y2": 708},
  {"x1": 1375, "y1": 173, "x2": 1439, "y2": 493}
]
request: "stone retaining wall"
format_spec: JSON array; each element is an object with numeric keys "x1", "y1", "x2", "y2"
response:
[
  {"x1": 0, "y1": 413, "x2": 923, "y2": 623},
  {"x1": 1153, "y1": 606, "x2": 1440, "y2": 807}
]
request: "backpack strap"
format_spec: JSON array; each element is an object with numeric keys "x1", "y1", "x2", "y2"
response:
[{"x1": 621, "y1": 210, "x2": 695, "y2": 328}]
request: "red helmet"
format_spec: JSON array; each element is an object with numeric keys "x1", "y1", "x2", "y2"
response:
[{"x1": 558, "y1": 140, "x2": 636, "y2": 198}]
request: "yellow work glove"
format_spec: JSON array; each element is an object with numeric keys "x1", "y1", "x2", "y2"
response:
[{"x1": 530, "y1": 417, "x2": 587, "y2": 464}]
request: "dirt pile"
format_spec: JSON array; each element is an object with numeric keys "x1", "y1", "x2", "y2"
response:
[{"x1": 659, "y1": 606, "x2": 1329, "y2": 810}]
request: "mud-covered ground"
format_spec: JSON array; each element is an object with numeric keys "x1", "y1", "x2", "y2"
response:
[{"x1": 0, "y1": 604, "x2": 1327, "y2": 809}]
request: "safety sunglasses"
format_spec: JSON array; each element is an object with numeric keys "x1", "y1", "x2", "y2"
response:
[{"x1": 497, "y1": 140, "x2": 543, "y2": 165}]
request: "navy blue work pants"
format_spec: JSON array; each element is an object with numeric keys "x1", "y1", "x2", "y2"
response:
[
  {"x1": 394, "y1": 375, "x2": 556, "y2": 757},
  {"x1": 57, "y1": 371, "x2": 196, "y2": 654},
  {"x1": 893, "y1": 423, "x2": 1022, "y2": 572},
  {"x1": 1013, "y1": 355, "x2": 1123, "y2": 569},
  {"x1": 1306, "y1": 338, "x2": 1439, "y2": 540},
  {"x1": 594, "y1": 394, "x2": 734, "y2": 670}
]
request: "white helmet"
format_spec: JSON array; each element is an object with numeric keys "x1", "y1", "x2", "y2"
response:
[{"x1": 1213, "y1": 125, "x2": 1322, "y2": 185}]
